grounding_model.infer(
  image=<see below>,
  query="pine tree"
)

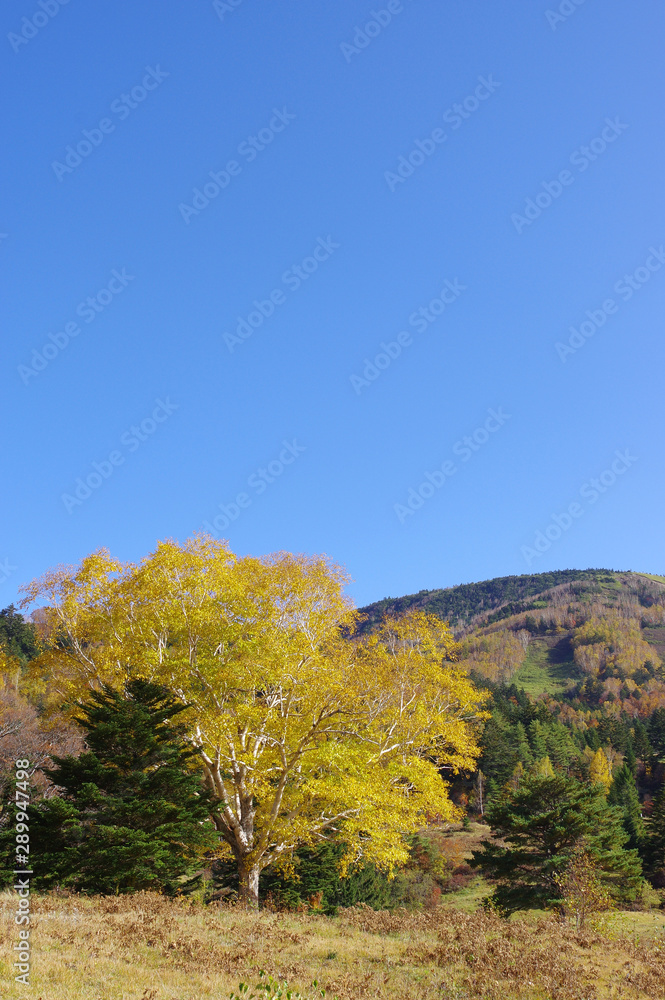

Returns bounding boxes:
[471,772,644,914]
[645,783,665,886]
[513,722,533,769]
[545,723,578,771]
[528,720,549,760]
[632,719,652,764]
[649,709,665,759]
[608,763,645,851]
[23,680,218,894]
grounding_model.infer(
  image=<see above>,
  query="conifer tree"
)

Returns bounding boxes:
[649,709,665,758]
[528,720,548,760]
[632,719,652,764]
[23,680,217,894]
[645,784,665,886]
[608,763,644,852]
[513,722,533,769]
[471,772,644,914]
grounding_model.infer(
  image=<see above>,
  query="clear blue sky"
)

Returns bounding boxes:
[2,0,664,611]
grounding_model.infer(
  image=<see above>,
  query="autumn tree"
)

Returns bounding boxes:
[588,747,613,790]
[554,848,612,930]
[21,537,487,906]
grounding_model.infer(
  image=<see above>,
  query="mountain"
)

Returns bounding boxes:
[358,569,619,632]
[359,569,665,712]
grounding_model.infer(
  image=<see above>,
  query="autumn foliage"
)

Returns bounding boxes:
[20,536,487,904]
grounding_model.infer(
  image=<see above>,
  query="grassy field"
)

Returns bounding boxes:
[2,890,665,1000]
[513,637,580,697]
[638,573,665,586]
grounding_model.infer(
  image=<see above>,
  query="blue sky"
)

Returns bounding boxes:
[1,0,664,611]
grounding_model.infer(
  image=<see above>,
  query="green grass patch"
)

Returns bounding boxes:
[513,638,580,697]
[639,572,665,585]
[441,876,492,913]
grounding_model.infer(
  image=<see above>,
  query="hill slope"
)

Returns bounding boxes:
[360,569,665,710]
[358,568,618,632]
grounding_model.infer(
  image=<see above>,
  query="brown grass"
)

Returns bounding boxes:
[1,890,664,1000]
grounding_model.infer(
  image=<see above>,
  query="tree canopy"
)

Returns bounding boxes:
[471,771,645,914]
[1,679,217,894]
[21,536,487,904]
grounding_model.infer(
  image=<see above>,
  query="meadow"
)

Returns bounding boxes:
[2,889,665,1000]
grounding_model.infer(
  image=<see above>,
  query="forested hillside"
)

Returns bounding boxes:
[358,568,619,632]
[359,569,665,900]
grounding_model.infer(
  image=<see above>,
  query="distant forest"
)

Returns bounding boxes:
[358,568,617,631]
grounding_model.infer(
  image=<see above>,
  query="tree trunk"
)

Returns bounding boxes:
[238,863,260,908]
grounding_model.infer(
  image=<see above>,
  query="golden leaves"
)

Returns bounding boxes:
[20,537,487,874]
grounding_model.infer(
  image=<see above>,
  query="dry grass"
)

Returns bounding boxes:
[1,891,665,1000]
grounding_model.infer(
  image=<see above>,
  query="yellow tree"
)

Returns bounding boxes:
[21,536,487,905]
[589,748,612,791]
[554,847,613,930]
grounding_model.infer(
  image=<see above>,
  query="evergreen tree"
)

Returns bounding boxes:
[545,723,578,771]
[0,605,40,665]
[633,718,652,764]
[645,784,665,886]
[624,735,637,775]
[528,720,548,760]
[608,763,645,851]
[10,680,217,894]
[479,715,518,793]
[513,722,533,769]
[471,772,644,914]
[649,709,665,759]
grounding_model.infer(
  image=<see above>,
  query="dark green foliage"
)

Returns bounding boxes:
[633,719,653,764]
[471,772,644,914]
[645,784,665,886]
[211,834,447,914]
[0,605,40,665]
[649,709,665,759]
[608,763,645,851]
[4,679,217,894]
[357,569,615,633]
[260,842,399,914]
